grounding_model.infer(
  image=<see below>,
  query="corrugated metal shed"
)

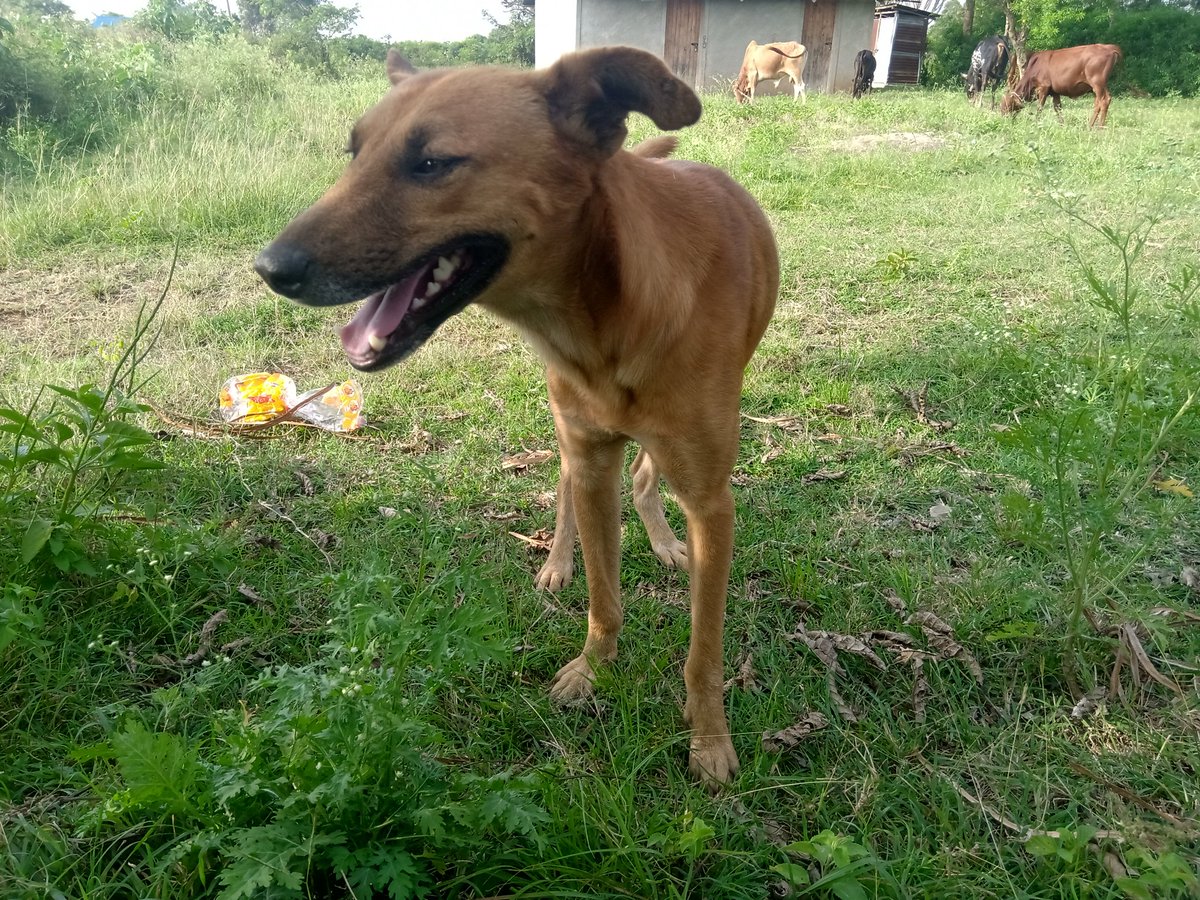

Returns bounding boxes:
[872,2,940,86]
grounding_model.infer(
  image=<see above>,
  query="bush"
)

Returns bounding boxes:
[923,0,1200,96]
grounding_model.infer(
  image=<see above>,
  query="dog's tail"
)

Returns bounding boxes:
[631,135,678,159]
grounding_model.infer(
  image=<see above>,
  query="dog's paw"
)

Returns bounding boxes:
[651,538,688,571]
[688,734,739,792]
[535,558,574,592]
[548,655,597,704]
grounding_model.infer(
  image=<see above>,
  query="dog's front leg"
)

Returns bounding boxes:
[548,424,626,703]
[535,425,578,592]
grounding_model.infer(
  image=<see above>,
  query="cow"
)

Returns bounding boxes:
[852,49,876,99]
[1000,43,1122,128]
[733,40,807,104]
[963,35,1010,109]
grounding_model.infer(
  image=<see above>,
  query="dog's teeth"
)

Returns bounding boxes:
[424,282,441,298]
[367,333,387,351]
[411,295,427,310]
[433,256,455,283]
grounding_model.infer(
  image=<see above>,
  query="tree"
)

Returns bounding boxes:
[235,0,357,70]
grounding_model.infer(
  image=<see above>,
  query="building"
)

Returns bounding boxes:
[871,1,944,87]
[536,0,879,96]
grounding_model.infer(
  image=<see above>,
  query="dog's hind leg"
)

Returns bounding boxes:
[647,430,740,789]
[630,448,687,570]
[548,421,626,704]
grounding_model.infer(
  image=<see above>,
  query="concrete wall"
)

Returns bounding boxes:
[701,0,804,95]
[826,0,875,93]
[579,0,667,58]
[535,0,579,70]
[536,0,875,95]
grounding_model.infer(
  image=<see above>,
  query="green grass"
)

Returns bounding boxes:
[1,62,1199,899]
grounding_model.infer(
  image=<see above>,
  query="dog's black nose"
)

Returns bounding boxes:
[254,241,311,298]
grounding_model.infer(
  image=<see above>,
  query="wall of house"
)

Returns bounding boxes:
[536,0,877,95]
[534,0,579,69]
[700,0,804,95]
[578,0,667,57]
[826,0,876,93]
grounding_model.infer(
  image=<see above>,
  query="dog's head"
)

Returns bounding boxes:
[254,47,700,371]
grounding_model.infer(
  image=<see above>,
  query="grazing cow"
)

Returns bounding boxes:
[733,40,807,104]
[1000,43,1122,128]
[852,49,876,99]
[963,35,1010,109]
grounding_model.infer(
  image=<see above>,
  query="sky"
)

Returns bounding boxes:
[66,0,512,42]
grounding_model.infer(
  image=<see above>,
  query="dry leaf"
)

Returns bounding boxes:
[1070,686,1107,721]
[790,628,843,673]
[398,424,439,453]
[236,583,269,607]
[509,528,554,552]
[884,591,909,616]
[823,403,853,417]
[1118,623,1183,696]
[1181,566,1200,591]
[293,470,315,496]
[724,651,760,692]
[501,449,555,472]
[911,655,929,723]
[436,409,468,422]
[802,469,847,485]
[811,630,886,670]
[865,629,917,650]
[907,610,984,685]
[816,432,844,444]
[378,506,398,518]
[929,500,952,524]
[183,609,228,665]
[896,383,955,432]
[827,670,859,722]
[744,413,807,433]
[1152,477,1194,498]
[483,508,522,521]
[762,711,828,752]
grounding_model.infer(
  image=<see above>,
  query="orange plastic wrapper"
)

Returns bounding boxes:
[218,373,364,432]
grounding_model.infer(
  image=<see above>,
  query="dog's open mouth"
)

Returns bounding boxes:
[340,236,508,371]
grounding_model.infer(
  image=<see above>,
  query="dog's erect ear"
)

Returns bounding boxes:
[543,47,702,158]
[386,49,417,85]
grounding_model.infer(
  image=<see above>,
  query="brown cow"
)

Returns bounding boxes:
[1000,43,1122,127]
[733,41,807,104]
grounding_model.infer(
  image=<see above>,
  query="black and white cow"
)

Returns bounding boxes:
[852,49,876,99]
[963,35,1010,109]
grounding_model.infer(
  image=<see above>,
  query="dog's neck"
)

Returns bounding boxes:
[489,152,705,400]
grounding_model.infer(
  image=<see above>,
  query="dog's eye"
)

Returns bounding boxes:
[410,156,462,179]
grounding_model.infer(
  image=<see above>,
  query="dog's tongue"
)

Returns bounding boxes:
[340,263,431,357]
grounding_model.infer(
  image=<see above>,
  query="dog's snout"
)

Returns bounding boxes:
[254,241,312,298]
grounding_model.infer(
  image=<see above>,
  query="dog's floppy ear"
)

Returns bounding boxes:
[387,49,417,85]
[543,47,701,158]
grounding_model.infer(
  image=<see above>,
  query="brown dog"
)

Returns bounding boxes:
[254,46,779,786]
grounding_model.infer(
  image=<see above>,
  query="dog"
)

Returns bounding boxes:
[254,46,779,787]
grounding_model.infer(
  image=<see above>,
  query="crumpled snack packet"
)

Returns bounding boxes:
[218,372,364,433]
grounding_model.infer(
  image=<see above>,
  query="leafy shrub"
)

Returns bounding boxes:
[923,1,1200,96]
[83,569,546,898]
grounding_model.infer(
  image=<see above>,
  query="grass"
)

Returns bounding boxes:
[1,59,1199,899]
